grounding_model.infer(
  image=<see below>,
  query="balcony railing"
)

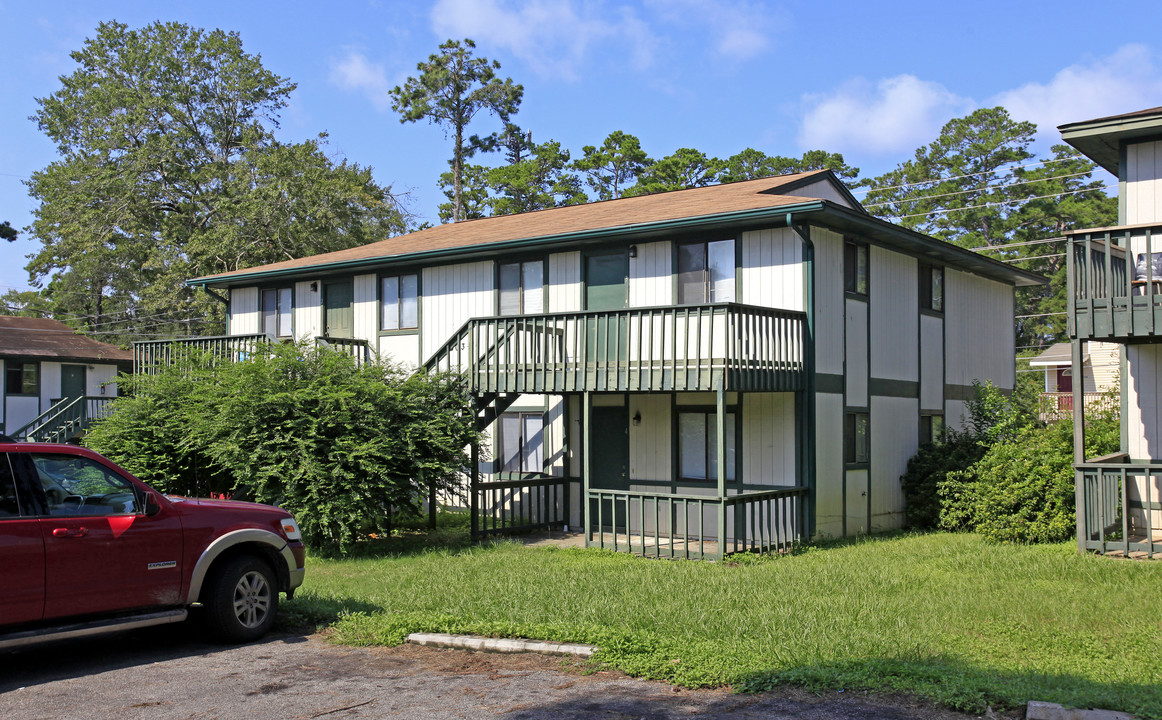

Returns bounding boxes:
[1038,391,1116,422]
[472,475,569,538]
[426,303,806,394]
[134,335,371,374]
[1068,223,1162,340]
[586,486,807,560]
[1077,462,1162,557]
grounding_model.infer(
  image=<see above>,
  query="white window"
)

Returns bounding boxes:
[677,239,734,305]
[677,411,736,482]
[381,274,418,331]
[261,288,293,337]
[498,411,544,474]
[499,260,544,315]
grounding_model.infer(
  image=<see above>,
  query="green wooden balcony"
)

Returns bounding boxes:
[1077,461,1162,558]
[426,303,806,395]
[133,334,371,375]
[1068,222,1162,341]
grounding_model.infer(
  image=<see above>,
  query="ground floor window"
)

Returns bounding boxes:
[678,411,736,482]
[497,411,544,474]
[919,414,944,446]
[5,362,38,396]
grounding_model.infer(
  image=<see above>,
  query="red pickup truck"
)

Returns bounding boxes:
[0,439,305,648]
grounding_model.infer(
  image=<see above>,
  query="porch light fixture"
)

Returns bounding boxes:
[632,410,641,426]
[628,245,638,258]
[310,281,318,292]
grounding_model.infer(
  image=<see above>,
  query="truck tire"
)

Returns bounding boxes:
[204,555,278,643]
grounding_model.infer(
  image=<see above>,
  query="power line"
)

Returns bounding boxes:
[850,154,1086,196]
[971,237,1066,251]
[883,184,1117,221]
[861,170,1098,210]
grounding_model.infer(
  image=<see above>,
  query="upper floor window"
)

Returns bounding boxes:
[5,362,38,396]
[499,260,544,315]
[677,239,735,305]
[381,274,418,331]
[845,240,869,296]
[919,262,944,313]
[261,288,293,337]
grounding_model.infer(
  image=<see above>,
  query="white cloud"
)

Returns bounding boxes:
[798,75,974,155]
[329,51,393,112]
[430,0,655,79]
[646,0,778,62]
[990,44,1162,138]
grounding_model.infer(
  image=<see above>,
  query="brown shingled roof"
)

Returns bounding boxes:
[0,316,133,363]
[192,171,835,284]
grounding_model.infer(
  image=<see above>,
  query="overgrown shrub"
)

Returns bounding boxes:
[86,341,479,552]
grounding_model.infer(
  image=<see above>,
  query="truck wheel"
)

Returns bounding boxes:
[204,555,278,643]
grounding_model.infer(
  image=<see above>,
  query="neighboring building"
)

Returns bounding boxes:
[1029,341,1118,421]
[0,316,132,441]
[162,170,1040,557]
[1061,106,1162,557]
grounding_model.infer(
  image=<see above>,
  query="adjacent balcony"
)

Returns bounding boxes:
[1077,459,1162,557]
[133,334,372,375]
[1068,222,1162,341]
[425,303,807,395]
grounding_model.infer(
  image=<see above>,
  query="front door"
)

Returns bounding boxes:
[324,280,354,339]
[589,404,629,530]
[61,364,86,401]
[585,251,629,374]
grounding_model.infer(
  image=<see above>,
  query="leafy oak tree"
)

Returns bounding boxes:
[391,39,523,223]
[26,21,404,344]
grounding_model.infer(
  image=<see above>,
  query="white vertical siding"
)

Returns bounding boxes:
[945,399,969,431]
[548,251,581,312]
[86,364,119,397]
[40,362,61,411]
[628,241,672,307]
[1088,342,1120,392]
[294,280,322,339]
[1126,140,1162,225]
[845,299,869,406]
[379,334,420,369]
[742,393,796,486]
[869,247,918,382]
[1126,344,1162,460]
[813,228,845,376]
[229,287,260,335]
[944,270,1014,390]
[4,397,38,435]
[629,394,671,482]
[789,178,855,208]
[353,273,378,344]
[421,261,493,359]
[740,228,803,311]
[845,469,869,535]
[920,314,944,411]
[546,397,567,477]
[870,396,916,531]
[815,392,844,538]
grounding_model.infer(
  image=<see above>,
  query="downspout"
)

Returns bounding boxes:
[787,214,816,540]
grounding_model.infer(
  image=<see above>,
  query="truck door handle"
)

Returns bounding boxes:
[52,527,89,538]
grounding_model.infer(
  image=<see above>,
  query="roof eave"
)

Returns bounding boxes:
[1059,111,1162,175]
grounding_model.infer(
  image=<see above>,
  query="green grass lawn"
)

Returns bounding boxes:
[284,532,1162,718]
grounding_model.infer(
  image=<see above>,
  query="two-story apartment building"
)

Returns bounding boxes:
[167,170,1040,558]
[1062,106,1162,557]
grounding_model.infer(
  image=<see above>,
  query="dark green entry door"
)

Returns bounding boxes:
[324,280,354,339]
[589,404,629,529]
[585,251,629,374]
[60,364,86,401]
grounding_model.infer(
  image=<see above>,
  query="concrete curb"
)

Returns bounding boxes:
[406,632,596,658]
[1026,700,1136,720]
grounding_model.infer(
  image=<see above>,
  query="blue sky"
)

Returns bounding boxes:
[2,0,1160,294]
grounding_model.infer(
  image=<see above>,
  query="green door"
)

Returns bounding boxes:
[589,405,629,530]
[324,280,354,339]
[585,251,629,379]
[60,365,86,401]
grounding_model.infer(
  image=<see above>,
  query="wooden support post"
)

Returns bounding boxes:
[716,381,727,560]
[583,392,592,548]
[1072,339,1086,553]
[470,441,480,540]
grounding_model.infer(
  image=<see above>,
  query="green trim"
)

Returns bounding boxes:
[944,384,979,402]
[816,373,844,394]
[868,378,919,399]
[1118,142,1128,225]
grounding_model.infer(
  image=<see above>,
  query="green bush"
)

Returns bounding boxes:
[900,433,985,529]
[86,341,479,553]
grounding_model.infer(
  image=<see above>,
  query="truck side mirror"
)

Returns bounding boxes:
[144,492,162,517]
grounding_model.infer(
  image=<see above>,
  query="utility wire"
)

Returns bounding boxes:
[861,170,1098,209]
[884,184,1118,221]
[850,154,1087,196]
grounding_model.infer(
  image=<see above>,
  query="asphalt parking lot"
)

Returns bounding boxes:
[0,622,1008,720]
